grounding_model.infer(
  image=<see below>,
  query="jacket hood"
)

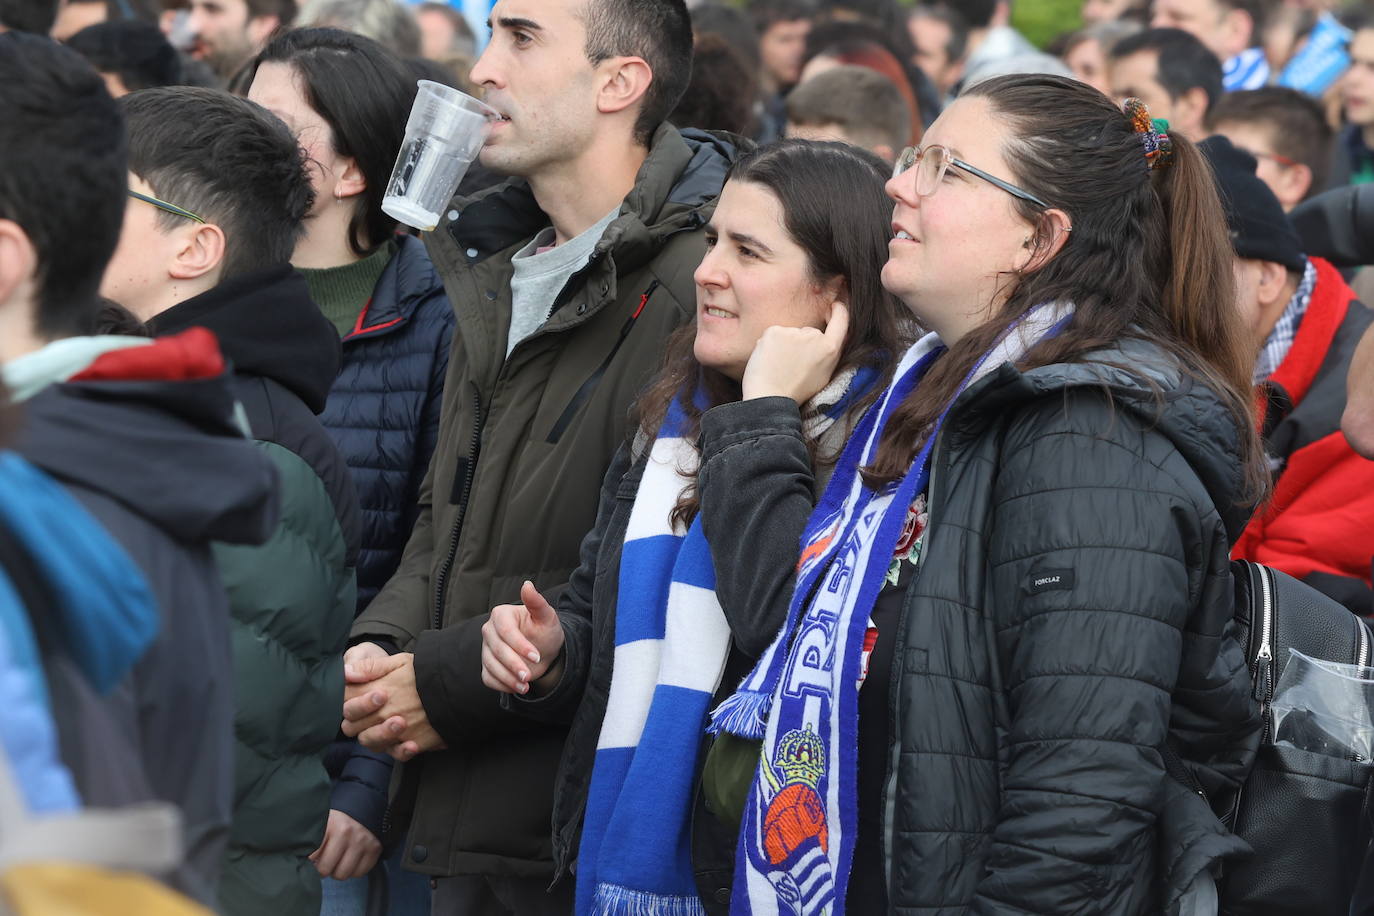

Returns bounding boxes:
[956,337,1254,541]
[447,124,743,269]
[17,331,279,547]
[148,265,341,414]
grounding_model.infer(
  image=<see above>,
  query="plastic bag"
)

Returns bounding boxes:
[1271,649,1374,761]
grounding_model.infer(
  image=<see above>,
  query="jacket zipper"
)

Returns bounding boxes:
[433,387,486,630]
[427,264,627,628]
[1251,563,1276,745]
[1227,562,1277,834]
[1357,616,1371,670]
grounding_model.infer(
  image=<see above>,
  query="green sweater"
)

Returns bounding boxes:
[299,240,398,336]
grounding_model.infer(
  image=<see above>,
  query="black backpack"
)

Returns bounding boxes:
[1216,559,1374,916]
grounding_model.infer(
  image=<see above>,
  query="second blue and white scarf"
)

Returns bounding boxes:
[579,371,874,916]
[719,304,1072,916]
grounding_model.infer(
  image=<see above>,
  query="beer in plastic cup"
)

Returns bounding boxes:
[383,80,499,232]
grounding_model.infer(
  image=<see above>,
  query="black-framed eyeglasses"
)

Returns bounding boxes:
[127,189,205,224]
[892,145,1050,210]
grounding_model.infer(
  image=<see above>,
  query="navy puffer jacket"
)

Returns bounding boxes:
[318,234,453,838]
[322,234,454,613]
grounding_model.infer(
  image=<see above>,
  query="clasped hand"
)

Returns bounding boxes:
[340,646,444,762]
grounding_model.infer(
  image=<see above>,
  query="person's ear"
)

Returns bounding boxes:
[1174,88,1209,140]
[168,222,227,283]
[1276,163,1313,211]
[333,157,367,202]
[0,219,37,312]
[1256,259,1290,308]
[596,56,653,118]
[1021,208,1073,272]
[1223,8,1254,54]
[246,14,280,48]
[819,273,848,304]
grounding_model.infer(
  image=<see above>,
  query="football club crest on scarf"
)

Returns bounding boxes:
[719,303,1074,916]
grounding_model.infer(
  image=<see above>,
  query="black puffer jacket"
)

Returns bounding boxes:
[880,340,1260,915]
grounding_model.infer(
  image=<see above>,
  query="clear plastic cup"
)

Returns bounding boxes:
[382,80,499,232]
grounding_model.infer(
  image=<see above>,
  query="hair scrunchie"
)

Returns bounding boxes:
[1124,97,1174,172]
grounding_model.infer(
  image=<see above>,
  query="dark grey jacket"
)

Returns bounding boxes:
[880,342,1259,915]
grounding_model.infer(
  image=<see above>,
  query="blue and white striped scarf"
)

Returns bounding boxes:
[579,373,874,916]
[1224,47,1270,91]
[715,304,1072,915]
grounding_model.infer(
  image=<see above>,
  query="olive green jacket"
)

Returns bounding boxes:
[351,124,739,878]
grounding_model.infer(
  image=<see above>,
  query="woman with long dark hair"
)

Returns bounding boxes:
[243,28,451,915]
[478,140,907,914]
[719,74,1266,915]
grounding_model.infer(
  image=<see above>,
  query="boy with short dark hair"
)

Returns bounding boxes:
[103,86,362,916]
[1208,86,1333,210]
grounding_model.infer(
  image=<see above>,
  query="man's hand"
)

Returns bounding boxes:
[481,581,566,695]
[344,641,389,667]
[341,653,445,761]
[309,809,381,881]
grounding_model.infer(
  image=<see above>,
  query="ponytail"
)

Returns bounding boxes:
[1152,136,1267,494]
[1155,137,1258,417]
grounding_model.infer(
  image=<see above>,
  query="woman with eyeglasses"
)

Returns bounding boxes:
[716,73,1268,915]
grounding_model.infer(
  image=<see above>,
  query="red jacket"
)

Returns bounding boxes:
[1234,257,1374,615]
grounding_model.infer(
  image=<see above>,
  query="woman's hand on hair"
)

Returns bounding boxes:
[742,302,850,404]
[481,580,566,696]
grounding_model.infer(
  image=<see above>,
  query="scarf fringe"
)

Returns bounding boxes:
[591,884,708,916]
[706,688,770,739]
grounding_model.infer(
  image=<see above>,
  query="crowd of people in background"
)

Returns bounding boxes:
[2,0,1374,915]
